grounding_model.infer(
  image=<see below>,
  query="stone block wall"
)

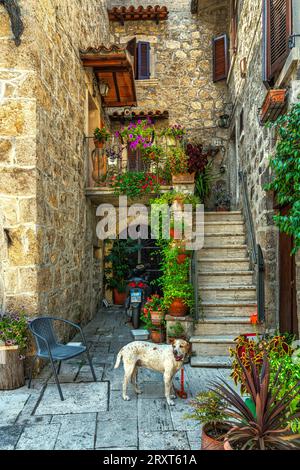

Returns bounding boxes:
[227,0,300,333]
[0,1,110,335]
[108,0,231,199]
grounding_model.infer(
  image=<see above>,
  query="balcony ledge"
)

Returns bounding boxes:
[85,186,172,205]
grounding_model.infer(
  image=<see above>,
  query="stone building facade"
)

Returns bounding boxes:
[0,0,110,333]
[226,0,300,333]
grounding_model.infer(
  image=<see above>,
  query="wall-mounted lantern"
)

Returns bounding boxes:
[218,114,230,129]
[99,81,110,97]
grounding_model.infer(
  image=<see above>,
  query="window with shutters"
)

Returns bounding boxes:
[263,0,292,83]
[127,145,150,172]
[212,34,229,82]
[136,41,151,80]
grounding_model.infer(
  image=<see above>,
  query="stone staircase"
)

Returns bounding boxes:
[190,211,259,368]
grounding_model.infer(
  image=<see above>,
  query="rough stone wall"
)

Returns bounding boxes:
[109,0,230,196]
[0,1,110,333]
[227,0,300,332]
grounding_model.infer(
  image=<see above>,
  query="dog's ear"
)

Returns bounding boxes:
[169,337,176,345]
[183,340,192,355]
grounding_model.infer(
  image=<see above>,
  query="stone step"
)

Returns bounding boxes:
[194,316,258,335]
[198,271,254,286]
[204,233,246,247]
[200,286,256,302]
[190,335,236,356]
[199,245,249,259]
[203,222,245,235]
[204,211,243,222]
[199,301,257,318]
[190,355,233,368]
[198,258,251,272]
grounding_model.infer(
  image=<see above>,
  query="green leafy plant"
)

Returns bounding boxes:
[167,147,189,175]
[160,124,186,141]
[157,244,194,311]
[111,171,160,198]
[104,239,139,293]
[212,355,300,450]
[117,119,154,150]
[150,191,200,208]
[185,390,228,431]
[142,144,164,163]
[168,321,185,338]
[264,102,300,253]
[0,311,28,354]
[195,161,216,203]
[143,294,164,316]
[93,127,110,143]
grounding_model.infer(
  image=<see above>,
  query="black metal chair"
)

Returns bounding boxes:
[28,317,96,400]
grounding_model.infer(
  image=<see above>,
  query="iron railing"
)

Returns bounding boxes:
[190,250,199,319]
[239,170,265,322]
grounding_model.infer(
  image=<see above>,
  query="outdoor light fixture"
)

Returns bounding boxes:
[218,114,230,129]
[99,81,110,97]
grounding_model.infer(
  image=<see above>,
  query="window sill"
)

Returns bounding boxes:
[275,47,300,88]
[135,78,158,86]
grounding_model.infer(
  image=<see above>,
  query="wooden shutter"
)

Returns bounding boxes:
[136,41,150,80]
[230,0,238,54]
[263,0,292,82]
[213,34,229,82]
[126,37,137,77]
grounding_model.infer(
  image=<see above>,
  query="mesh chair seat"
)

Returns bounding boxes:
[38,343,87,360]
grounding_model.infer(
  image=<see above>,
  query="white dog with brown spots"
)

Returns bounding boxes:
[114,339,190,406]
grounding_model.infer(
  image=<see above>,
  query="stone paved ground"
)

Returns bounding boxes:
[0,308,233,450]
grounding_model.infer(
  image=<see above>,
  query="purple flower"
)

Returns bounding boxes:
[129,134,133,139]
[137,119,142,124]
[115,131,120,137]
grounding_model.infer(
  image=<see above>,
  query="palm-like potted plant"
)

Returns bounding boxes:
[212,355,300,450]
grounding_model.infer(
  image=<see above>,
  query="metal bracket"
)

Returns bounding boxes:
[0,0,24,46]
[288,34,300,49]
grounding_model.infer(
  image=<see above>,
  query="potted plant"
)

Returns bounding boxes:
[143,295,165,326]
[213,354,300,450]
[0,311,28,390]
[118,119,154,150]
[260,89,286,124]
[160,124,186,146]
[141,309,166,344]
[111,171,160,199]
[168,147,195,184]
[93,126,110,148]
[168,321,186,340]
[185,390,230,450]
[213,182,231,211]
[104,239,139,305]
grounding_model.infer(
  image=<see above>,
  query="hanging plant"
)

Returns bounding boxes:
[264,102,300,253]
[117,119,154,150]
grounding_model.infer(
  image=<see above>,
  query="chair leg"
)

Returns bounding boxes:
[28,355,37,389]
[86,349,97,382]
[57,361,62,375]
[49,356,64,401]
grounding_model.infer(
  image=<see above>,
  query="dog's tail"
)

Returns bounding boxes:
[114,349,123,369]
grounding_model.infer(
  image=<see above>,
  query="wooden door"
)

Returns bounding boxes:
[279,206,298,335]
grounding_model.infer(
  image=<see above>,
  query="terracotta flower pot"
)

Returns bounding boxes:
[260,89,286,124]
[94,139,104,149]
[150,329,165,344]
[177,253,189,264]
[168,298,189,317]
[172,172,195,184]
[113,288,127,305]
[150,310,164,326]
[201,423,230,451]
[170,227,175,238]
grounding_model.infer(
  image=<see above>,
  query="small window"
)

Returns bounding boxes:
[136,41,151,80]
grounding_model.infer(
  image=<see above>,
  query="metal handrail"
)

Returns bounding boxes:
[190,250,199,319]
[239,170,265,322]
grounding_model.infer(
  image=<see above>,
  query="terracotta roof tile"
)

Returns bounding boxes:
[108,5,169,23]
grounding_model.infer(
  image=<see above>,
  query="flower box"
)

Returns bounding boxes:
[260,89,286,125]
[172,172,195,184]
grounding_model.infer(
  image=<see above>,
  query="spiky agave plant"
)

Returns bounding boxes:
[210,354,300,450]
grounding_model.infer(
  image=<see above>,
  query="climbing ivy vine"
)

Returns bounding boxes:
[265,102,300,254]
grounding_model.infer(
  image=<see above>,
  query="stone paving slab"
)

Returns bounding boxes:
[16,424,61,450]
[95,418,138,449]
[76,365,104,382]
[52,413,97,450]
[34,382,108,416]
[0,425,24,450]
[138,399,173,431]
[0,390,31,425]
[139,431,190,450]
